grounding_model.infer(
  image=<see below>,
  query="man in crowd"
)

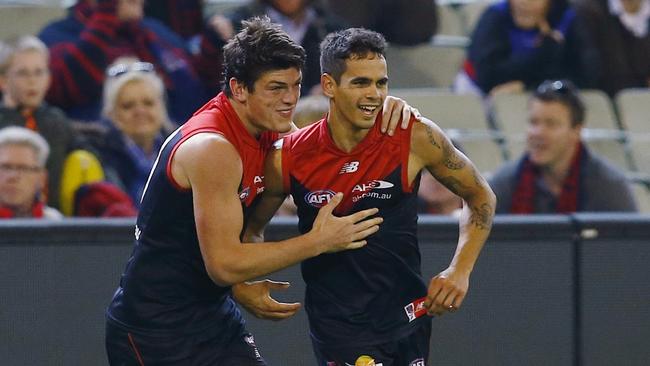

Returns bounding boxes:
[0,126,62,219]
[490,79,637,213]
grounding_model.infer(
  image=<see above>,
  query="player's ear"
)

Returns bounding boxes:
[229,78,247,103]
[321,73,335,98]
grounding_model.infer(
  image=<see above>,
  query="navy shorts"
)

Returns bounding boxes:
[312,321,431,366]
[105,320,266,366]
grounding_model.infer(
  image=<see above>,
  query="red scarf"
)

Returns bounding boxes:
[0,201,44,219]
[511,142,585,213]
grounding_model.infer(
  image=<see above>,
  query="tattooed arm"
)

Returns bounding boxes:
[409,117,496,316]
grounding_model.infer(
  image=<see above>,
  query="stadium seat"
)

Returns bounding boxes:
[0,5,65,40]
[392,89,505,172]
[629,176,650,213]
[614,88,650,133]
[385,43,465,89]
[614,88,650,172]
[581,89,621,130]
[490,92,529,159]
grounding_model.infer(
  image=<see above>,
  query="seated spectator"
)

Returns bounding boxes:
[0,35,86,211]
[327,0,438,46]
[456,0,599,96]
[489,80,637,213]
[0,126,62,219]
[144,0,203,43]
[575,0,650,96]
[209,0,345,95]
[38,0,224,123]
[90,59,174,206]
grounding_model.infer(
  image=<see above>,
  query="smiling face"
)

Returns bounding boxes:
[323,53,388,131]
[110,79,165,149]
[234,67,302,135]
[0,49,50,109]
[526,99,582,169]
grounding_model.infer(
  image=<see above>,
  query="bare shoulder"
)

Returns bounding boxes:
[172,132,242,189]
[410,117,449,161]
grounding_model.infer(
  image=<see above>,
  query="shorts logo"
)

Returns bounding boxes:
[409,358,425,366]
[239,187,250,201]
[305,190,335,207]
[339,161,360,174]
[347,355,383,366]
[404,297,427,322]
[243,334,263,360]
[253,175,264,184]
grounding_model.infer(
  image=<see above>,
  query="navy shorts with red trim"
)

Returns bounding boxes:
[312,320,431,366]
[105,319,266,366]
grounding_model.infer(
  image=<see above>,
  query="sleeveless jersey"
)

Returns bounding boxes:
[281,116,429,347]
[107,93,278,339]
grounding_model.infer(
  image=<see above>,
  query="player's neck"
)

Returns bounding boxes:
[326,113,370,153]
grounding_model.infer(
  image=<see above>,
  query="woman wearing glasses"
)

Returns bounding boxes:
[90,59,174,206]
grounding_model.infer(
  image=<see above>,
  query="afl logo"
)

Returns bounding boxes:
[239,187,250,201]
[305,190,335,207]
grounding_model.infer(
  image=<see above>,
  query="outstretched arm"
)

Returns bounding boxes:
[409,118,496,316]
[172,133,382,286]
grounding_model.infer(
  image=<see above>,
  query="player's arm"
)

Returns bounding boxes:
[172,133,382,286]
[410,118,496,316]
[244,146,288,243]
[232,146,301,320]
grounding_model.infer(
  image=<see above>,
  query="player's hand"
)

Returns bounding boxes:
[232,280,301,320]
[423,267,469,316]
[380,96,421,136]
[311,193,382,253]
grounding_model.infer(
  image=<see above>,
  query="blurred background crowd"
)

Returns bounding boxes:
[0,0,648,219]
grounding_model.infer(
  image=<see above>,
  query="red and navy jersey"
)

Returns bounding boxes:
[107,93,277,338]
[281,115,429,347]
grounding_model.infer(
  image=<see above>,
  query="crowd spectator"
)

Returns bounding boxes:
[575,0,650,96]
[0,126,62,219]
[327,0,438,46]
[0,35,86,210]
[38,0,224,124]
[90,58,174,206]
[489,80,637,213]
[144,0,204,43]
[208,0,345,95]
[456,0,599,96]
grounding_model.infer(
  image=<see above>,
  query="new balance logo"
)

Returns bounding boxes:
[339,161,359,174]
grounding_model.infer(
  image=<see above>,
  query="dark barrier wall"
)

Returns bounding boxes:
[1,215,649,366]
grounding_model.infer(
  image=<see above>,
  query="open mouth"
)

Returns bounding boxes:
[359,105,379,116]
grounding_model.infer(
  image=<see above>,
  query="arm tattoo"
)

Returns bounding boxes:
[437,176,468,196]
[425,125,441,150]
[424,125,466,170]
[441,138,466,170]
[472,169,483,186]
[470,203,493,230]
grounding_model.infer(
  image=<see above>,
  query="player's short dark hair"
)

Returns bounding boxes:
[532,79,586,126]
[222,16,306,96]
[319,28,387,84]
